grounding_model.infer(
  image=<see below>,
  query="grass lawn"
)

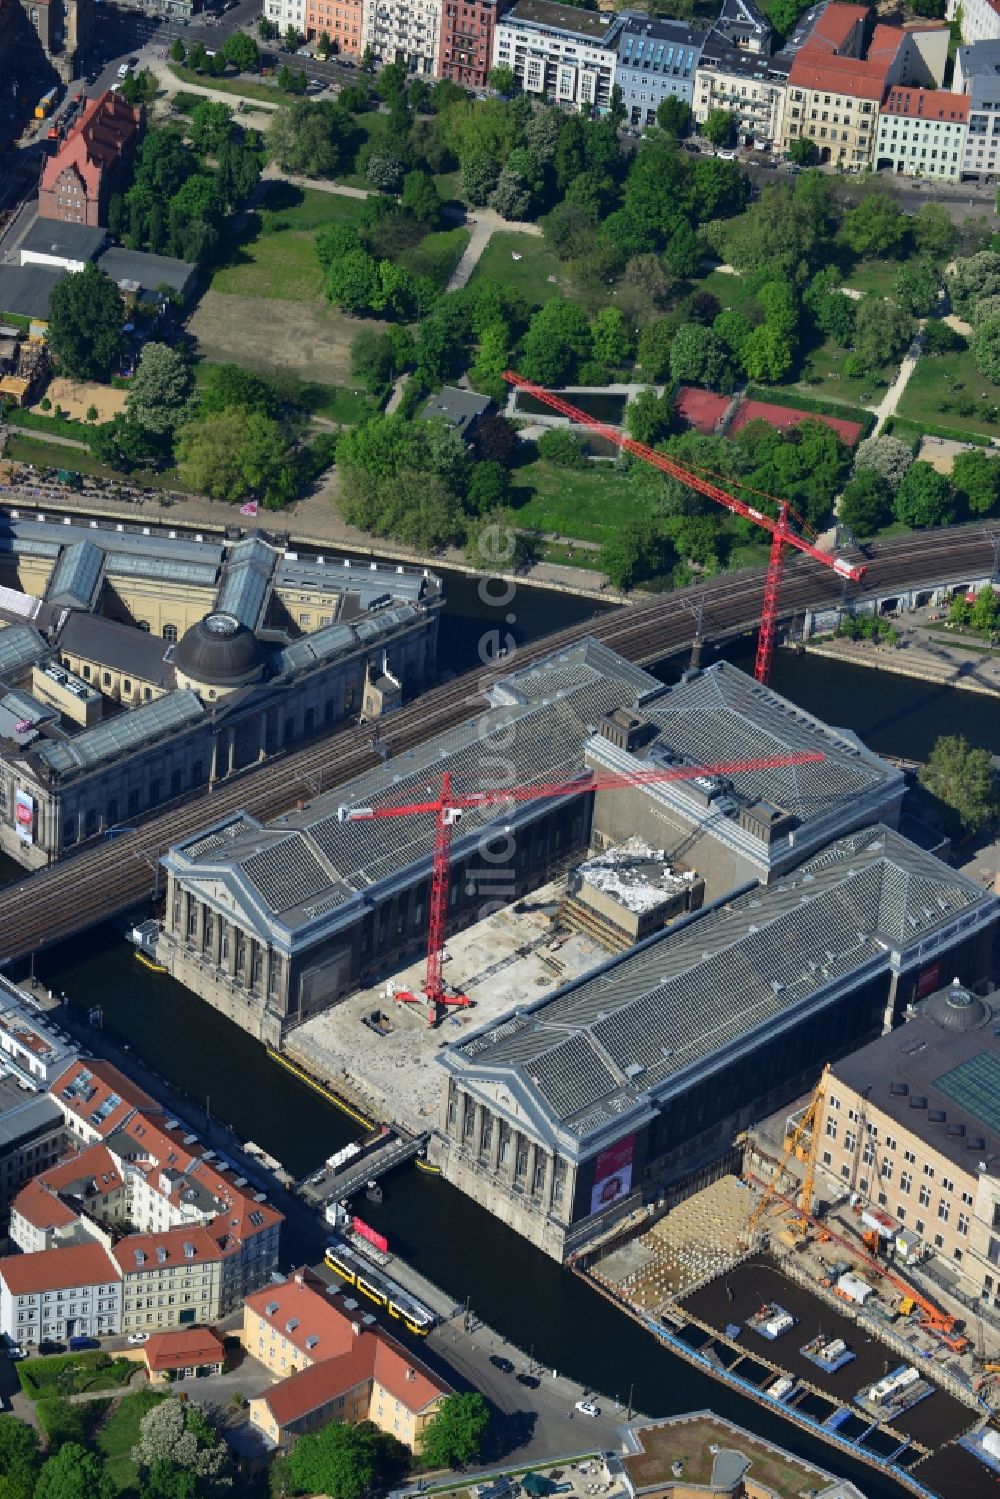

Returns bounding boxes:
[98,1390,167,1495]
[896,343,1000,439]
[535,539,604,570]
[19,1352,137,1399]
[6,436,181,490]
[840,256,907,299]
[398,226,469,288]
[468,232,566,307]
[433,169,465,206]
[695,267,759,317]
[308,384,372,422]
[169,63,287,107]
[212,187,366,301]
[789,331,891,408]
[337,111,389,189]
[510,458,632,543]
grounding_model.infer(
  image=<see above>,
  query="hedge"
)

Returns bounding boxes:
[743,384,877,437]
[9,407,92,444]
[884,415,994,448]
[0,311,31,334]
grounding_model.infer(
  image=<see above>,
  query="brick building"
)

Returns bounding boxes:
[437,0,506,89]
[38,92,142,228]
[304,0,364,54]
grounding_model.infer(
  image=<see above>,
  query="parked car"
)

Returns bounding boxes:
[38,1340,66,1355]
[6,1345,25,1360]
[715,149,736,160]
[516,1372,540,1388]
[116,62,130,78]
[69,1336,100,1351]
[127,1332,148,1345]
[489,1354,514,1373]
[575,1400,600,1417]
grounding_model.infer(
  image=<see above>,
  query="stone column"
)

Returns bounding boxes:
[194,902,206,954]
[488,1111,502,1175]
[259,712,268,760]
[541,1152,554,1213]
[209,734,220,785]
[227,730,236,776]
[210,913,223,968]
[506,1130,520,1186]
[528,1143,540,1199]
[260,946,271,999]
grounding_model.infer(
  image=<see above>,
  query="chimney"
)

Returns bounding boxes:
[406,1367,415,1380]
[294,1271,304,1285]
[352,1321,362,1336]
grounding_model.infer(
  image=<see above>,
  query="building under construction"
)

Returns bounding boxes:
[161,642,906,1046]
[437,828,998,1262]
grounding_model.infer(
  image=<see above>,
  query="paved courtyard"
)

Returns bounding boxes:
[286,880,610,1133]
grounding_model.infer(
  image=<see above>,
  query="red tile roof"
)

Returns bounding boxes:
[39,1143,123,1196]
[787,51,888,99]
[807,3,867,52]
[867,23,906,63]
[244,1268,357,1362]
[0,1242,119,1295]
[881,87,969,121]
[39,92,140,203]
[50,1058,159,1137]
[260,1355,369,1427]
[144,1327,226,1373]
[111,1224,220,1275]
[10,1180,78,1233]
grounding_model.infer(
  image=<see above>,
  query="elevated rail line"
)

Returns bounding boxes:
[0,523,993,963]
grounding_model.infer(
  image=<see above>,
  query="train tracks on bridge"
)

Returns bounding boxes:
[0,523,993,963]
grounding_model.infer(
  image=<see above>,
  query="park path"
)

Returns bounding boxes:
[869,323,926,435]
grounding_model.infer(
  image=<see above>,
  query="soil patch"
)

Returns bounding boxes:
[37,378,126,423]
[187,290,385,385]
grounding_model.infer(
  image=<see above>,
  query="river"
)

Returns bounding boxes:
[2,580,995,1498]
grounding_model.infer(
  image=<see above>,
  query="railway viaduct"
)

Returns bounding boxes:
[0,522,995,964]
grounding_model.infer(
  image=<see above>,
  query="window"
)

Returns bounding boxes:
[844,1130,856,1154]
[919,1184,931,1207]
[825,1118,837,1140]
[923,1163,934,1178]
[904,1149,915,1164]
[938,1200,950,1223]
[900,1171,912,1195]
[942,1176,954,1193]
[958,1213,970,1237]
[962,1190,974,1206]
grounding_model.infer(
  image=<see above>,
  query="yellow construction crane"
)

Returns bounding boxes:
[745,1065,829,1242]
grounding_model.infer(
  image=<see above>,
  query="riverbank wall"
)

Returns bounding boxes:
[791,638,1000,698]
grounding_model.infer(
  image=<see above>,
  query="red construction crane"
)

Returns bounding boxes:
[502,371,867,684]
[338,750,824,1025]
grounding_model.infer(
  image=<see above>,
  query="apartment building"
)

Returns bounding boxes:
[818,980,1000,1318]
[114,1227,225,1334]
[39,92,142,228]
[243,1268,449,1452]
[262,0,307,37]
[875,87,969,179]
[0,1083,67,1219]
[0,977,78,1089]
[305,0,364,53]
[0,1242,121,1345]
[10,1142,123,1253]
[361,0,443,73]
[492,0,623,113]
[956,39,1000,178]
[694,34,790,146]
[437,0,506,89]
[782,49,883,164]
[617,16,707,127]
[948,0,1000,47]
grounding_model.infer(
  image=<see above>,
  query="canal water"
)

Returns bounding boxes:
[4,584,997,1498]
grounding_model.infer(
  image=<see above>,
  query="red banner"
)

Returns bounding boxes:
[352,1217,388,1254]
[916,963,941,1000]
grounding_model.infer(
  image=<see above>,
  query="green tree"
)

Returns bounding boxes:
[465,507,535,570]
[841,193,907,257]
[919,734,998,834]
[462,149,500,206]
[971,584,1000,634]
[35,1445,114,1499]
[894,460,955,528]
[669,324,728,388]
[376,60,408,104]
[258,14,277,37]
[788,136,819,165]
[952,448,1000,516]
[199,363,277,416]
[169,37,186,63]
[350,327,412,394]
[852,296,915,371]
[489,64,516,94]
[590,306,633,369]
[626,386,673,446]
[741,324,794,383]
[519,299,593,386]
[488,167,532,221]
[284,23,303,49]
[176,408,295,507]
[0,1416,39,1499]
[401,169,440,226]
[465,460,510,515]
[419,1393,490,1469]
[838,470,893,538]
[187,40,209,72]
[537,428,586,467]
[223,31,259,71]
[702,108,735,148]
[469,322,509,403]
[972,315,1000,384]
[946,251,1000,318]
[125,343,193,436]
[268,99,349,177]
[601,518,673,591]
[656,95,691,136]
[637,318,673,381]
[722,182,820,284]
[366,150,405,193]
[893,257,941,317]
[912,202,957,261]
[47,264,123,381]
[189,100,234,156]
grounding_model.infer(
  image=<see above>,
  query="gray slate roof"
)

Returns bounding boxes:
[46,541,105,610]
[0,263,66,320]
[57,611,176,689]
[165,640,662,937]
[20,221,108,262]
[444,826,997,1144]
[32,689,204,774]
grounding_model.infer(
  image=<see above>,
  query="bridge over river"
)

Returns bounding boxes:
[0,523,993,963]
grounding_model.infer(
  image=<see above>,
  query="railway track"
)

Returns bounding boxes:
[0,523,993,963]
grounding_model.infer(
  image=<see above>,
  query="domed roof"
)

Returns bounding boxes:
[173,612,264,687]
[919,980,990,1034]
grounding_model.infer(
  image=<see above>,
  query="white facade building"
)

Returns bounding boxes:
[361,0,442,74]
[956,40,1000,177]
[263,0,307,37]
[492,0,623,113]
[0,1241,121,1346]
[875,86,969,179]
[0,977,77,1091]
[948,0,1000,46]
